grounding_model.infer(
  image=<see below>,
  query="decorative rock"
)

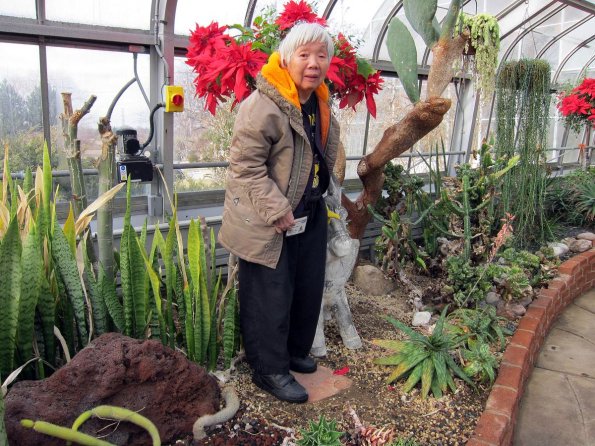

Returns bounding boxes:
[509,303,527,317]
[412,311,432,327]
[518,296,533,308]
[485,291,502,306]
[568,238,592,253]
[5,333,220,446]
[548,242,569,257]
[576,232,595,241]
[352,264,395,296]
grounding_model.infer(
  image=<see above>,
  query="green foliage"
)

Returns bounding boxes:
[444,255,491,306]
[386,17,420,104]
[373,307,474,398]
[496,59,553,248]
[546,168,595,228]
[404,0,439,47]
[461,340,499,383]
[297,415,343,446]
[447,307,511,351]
[458,13,500,101]
[575,180,595,224]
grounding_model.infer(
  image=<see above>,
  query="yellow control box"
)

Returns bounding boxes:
[165,85,184,112]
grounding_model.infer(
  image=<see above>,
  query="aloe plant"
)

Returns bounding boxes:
[373,307,474,398]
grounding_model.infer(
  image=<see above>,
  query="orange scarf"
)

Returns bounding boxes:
[261,52,329,109]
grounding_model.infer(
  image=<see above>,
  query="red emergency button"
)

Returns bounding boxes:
[172,94,183,106]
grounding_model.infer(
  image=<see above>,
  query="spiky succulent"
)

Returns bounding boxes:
[297,415,343,446]
[373,306,474,398]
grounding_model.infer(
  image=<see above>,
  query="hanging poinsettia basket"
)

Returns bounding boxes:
[185,0,383,116]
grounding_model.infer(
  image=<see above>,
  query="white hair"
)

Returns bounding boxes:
[278,22,334,67]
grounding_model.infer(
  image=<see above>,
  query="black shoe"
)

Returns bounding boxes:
[252,373,308,403]
[289,356,317,373]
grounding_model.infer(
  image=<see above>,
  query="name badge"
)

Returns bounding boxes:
[286,216,308,237]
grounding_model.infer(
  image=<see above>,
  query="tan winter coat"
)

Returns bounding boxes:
[218,52,340,268]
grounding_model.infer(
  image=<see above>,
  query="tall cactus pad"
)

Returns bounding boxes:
[404,0,440,47]
[386,17,420,104]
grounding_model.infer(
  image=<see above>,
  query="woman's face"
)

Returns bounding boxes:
[286,41,330,103]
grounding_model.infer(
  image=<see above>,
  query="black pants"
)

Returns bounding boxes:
[238,198,327,374]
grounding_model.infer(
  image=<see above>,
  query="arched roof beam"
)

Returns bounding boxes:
[536,14,594,58]
[552,33,595,83]
[371,1,404,63]
[245,0,258,27]
[323,0,340,19]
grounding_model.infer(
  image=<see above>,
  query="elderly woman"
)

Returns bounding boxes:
[218,22,340,403]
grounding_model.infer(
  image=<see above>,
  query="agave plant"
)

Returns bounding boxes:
[461,340,499,384]
[373,307,474,398]
[575,180,595,223]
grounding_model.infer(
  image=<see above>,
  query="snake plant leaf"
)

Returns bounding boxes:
[98,264,124,332]
[164,217,177,348]
[52,220,89,346]
[223,287,239,369]
[63,205,76,254]
[37,275,56,366]
[42,142,52,214]
[75,182,124,236]
[140,247,166,344]
[17,227,42,364]
[404,0,439,47]
[129,232,148,338]
[0,219,22,378]
[386,17,420,104]
[82,239,108,336]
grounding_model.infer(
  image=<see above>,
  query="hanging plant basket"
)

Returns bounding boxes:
[458,13,500,101]
[497,59,551,93]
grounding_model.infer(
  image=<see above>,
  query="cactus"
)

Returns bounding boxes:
[403,0,440,47]
[386,17,420,104]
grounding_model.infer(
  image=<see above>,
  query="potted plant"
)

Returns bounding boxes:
[556,77,595,169]
[458,13,500,102]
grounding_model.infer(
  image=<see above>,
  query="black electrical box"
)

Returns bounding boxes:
[115,127,154,183]
[117,156,154,183]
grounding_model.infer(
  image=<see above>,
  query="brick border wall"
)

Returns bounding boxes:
[466,243,595,446]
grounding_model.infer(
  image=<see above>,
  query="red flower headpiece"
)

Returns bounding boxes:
[185,0,382,116]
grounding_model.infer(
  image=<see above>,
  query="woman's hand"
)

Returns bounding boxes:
[273,211,295,233]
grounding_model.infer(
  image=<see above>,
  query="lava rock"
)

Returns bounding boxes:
[5,333,220,446]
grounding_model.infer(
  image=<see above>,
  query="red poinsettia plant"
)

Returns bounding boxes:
[185,0,383,116]
[556,77,595,132]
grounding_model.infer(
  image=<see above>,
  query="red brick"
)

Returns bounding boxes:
[539,288,558,300]
[548,278,568,292]
[502,344,529,370]
[559,259,581,276]
[511,329,534,350]
[496,363,524,392]
[472,411,511,444]
[516,316,540,334]
[486,385,519,418]
[525,306,546,322]
[531,294,554,310]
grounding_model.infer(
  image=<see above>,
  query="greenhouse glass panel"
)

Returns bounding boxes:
[331,0,398,61]
[45,0,151,29]
[175,0,247,35]
[173,57,229,192]
[46,47,151,199]
[0,1,36,19]
[0,42,45,172]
